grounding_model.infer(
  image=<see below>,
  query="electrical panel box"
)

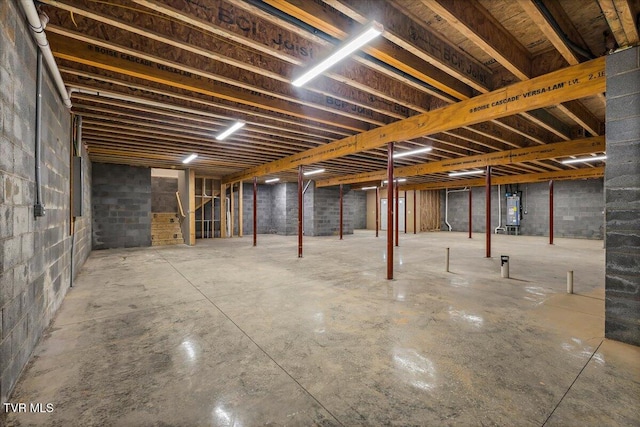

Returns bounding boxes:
[506,195,520,226]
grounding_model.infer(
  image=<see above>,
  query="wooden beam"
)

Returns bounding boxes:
[517,0,582,65]
[48,32,371,133]
[422,0,531,80]
[401,167,604,191]
[417,0,600,137]
[329,0,491,92]
[262,0,473,99]
[222,58,605,183]
[600,0,640,46]
[316,136,605,187]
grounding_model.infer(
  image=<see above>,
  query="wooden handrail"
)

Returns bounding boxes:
[176,191,186,218]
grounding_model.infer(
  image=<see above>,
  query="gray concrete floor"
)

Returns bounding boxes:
[3,231,639,426]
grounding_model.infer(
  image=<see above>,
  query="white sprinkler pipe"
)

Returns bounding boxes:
[19,0,71,109]
[495,184,506,234]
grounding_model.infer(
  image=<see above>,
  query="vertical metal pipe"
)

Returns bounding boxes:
[375,187,379,237]
[468,187,472,238]
[253,177,257,247]
[387,142,394,280]
[413,190,417,234]
[339,184,343,240]
[549,180,554,245]
[445,247,450,272]
[34,50,45,217]
[395,180,399,247]
[486,166,491,258]
[298,166,303,258]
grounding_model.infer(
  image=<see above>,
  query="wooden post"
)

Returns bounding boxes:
[387,142,394,280]
[230,182,235,238]
[253,177,257,247]
[486,166,491,258]
[200,177,205,239]
[239,180,243,237]
[413,190,417,234]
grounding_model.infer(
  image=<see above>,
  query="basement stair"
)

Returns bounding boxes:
[151,212,184,246]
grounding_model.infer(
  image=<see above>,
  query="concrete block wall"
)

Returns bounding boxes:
[240,182,366,236]
[605,46,640,346]
[151,177,178,213]
[442,180,604,239]
[304,183,366,236]
[1,0,92,403]
[92,163,151,249]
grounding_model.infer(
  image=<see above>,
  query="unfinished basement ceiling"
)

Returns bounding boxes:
[39,0,639,186]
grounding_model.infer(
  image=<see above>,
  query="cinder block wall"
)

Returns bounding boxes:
[441,180,604,239]
[92,164,151,249]
[1,0,93,403]
[151,177,178,213]
[242,183,274,234]
[605,46,640,346]
[240,182,366,236]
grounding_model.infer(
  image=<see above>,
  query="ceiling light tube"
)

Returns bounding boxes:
[382,178,407,183]
[561,155,607,164]
[393,147,433,158]
[448,170,484,177]
[303,168,325,176]
[360,186,377,190]
[215,121,245,141]
[292,22,383,87]
[265,178,280,183]
[182,153,198,164]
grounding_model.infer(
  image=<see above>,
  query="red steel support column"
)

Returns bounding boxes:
[468,187,472,239]
[395,180,399,247]
[253,176,257,247]
[387,142,394,280]
[298,166,303,258]
[339,184,343,240]
[549,180,554,245]
[486,166,491,258]
[375,187,379,237]
[413,190,417,234]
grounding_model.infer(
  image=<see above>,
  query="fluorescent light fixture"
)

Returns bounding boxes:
[561,155,607,164]
[265,178,280,183]
[393,147,432,158]
[383,178,407,183]
[215,121,245,141]
[361,186,377,190]
[448,170,484,177]
[182,153,198,164]
[292,22,383,87]
[303,168,325,176]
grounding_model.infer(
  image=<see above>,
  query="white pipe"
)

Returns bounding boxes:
[495,184,506,234]
[19,1,71,109]
[567,271,574,294]
[444,187,469,231]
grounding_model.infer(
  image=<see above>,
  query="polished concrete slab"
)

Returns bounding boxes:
[3,231,639,426]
